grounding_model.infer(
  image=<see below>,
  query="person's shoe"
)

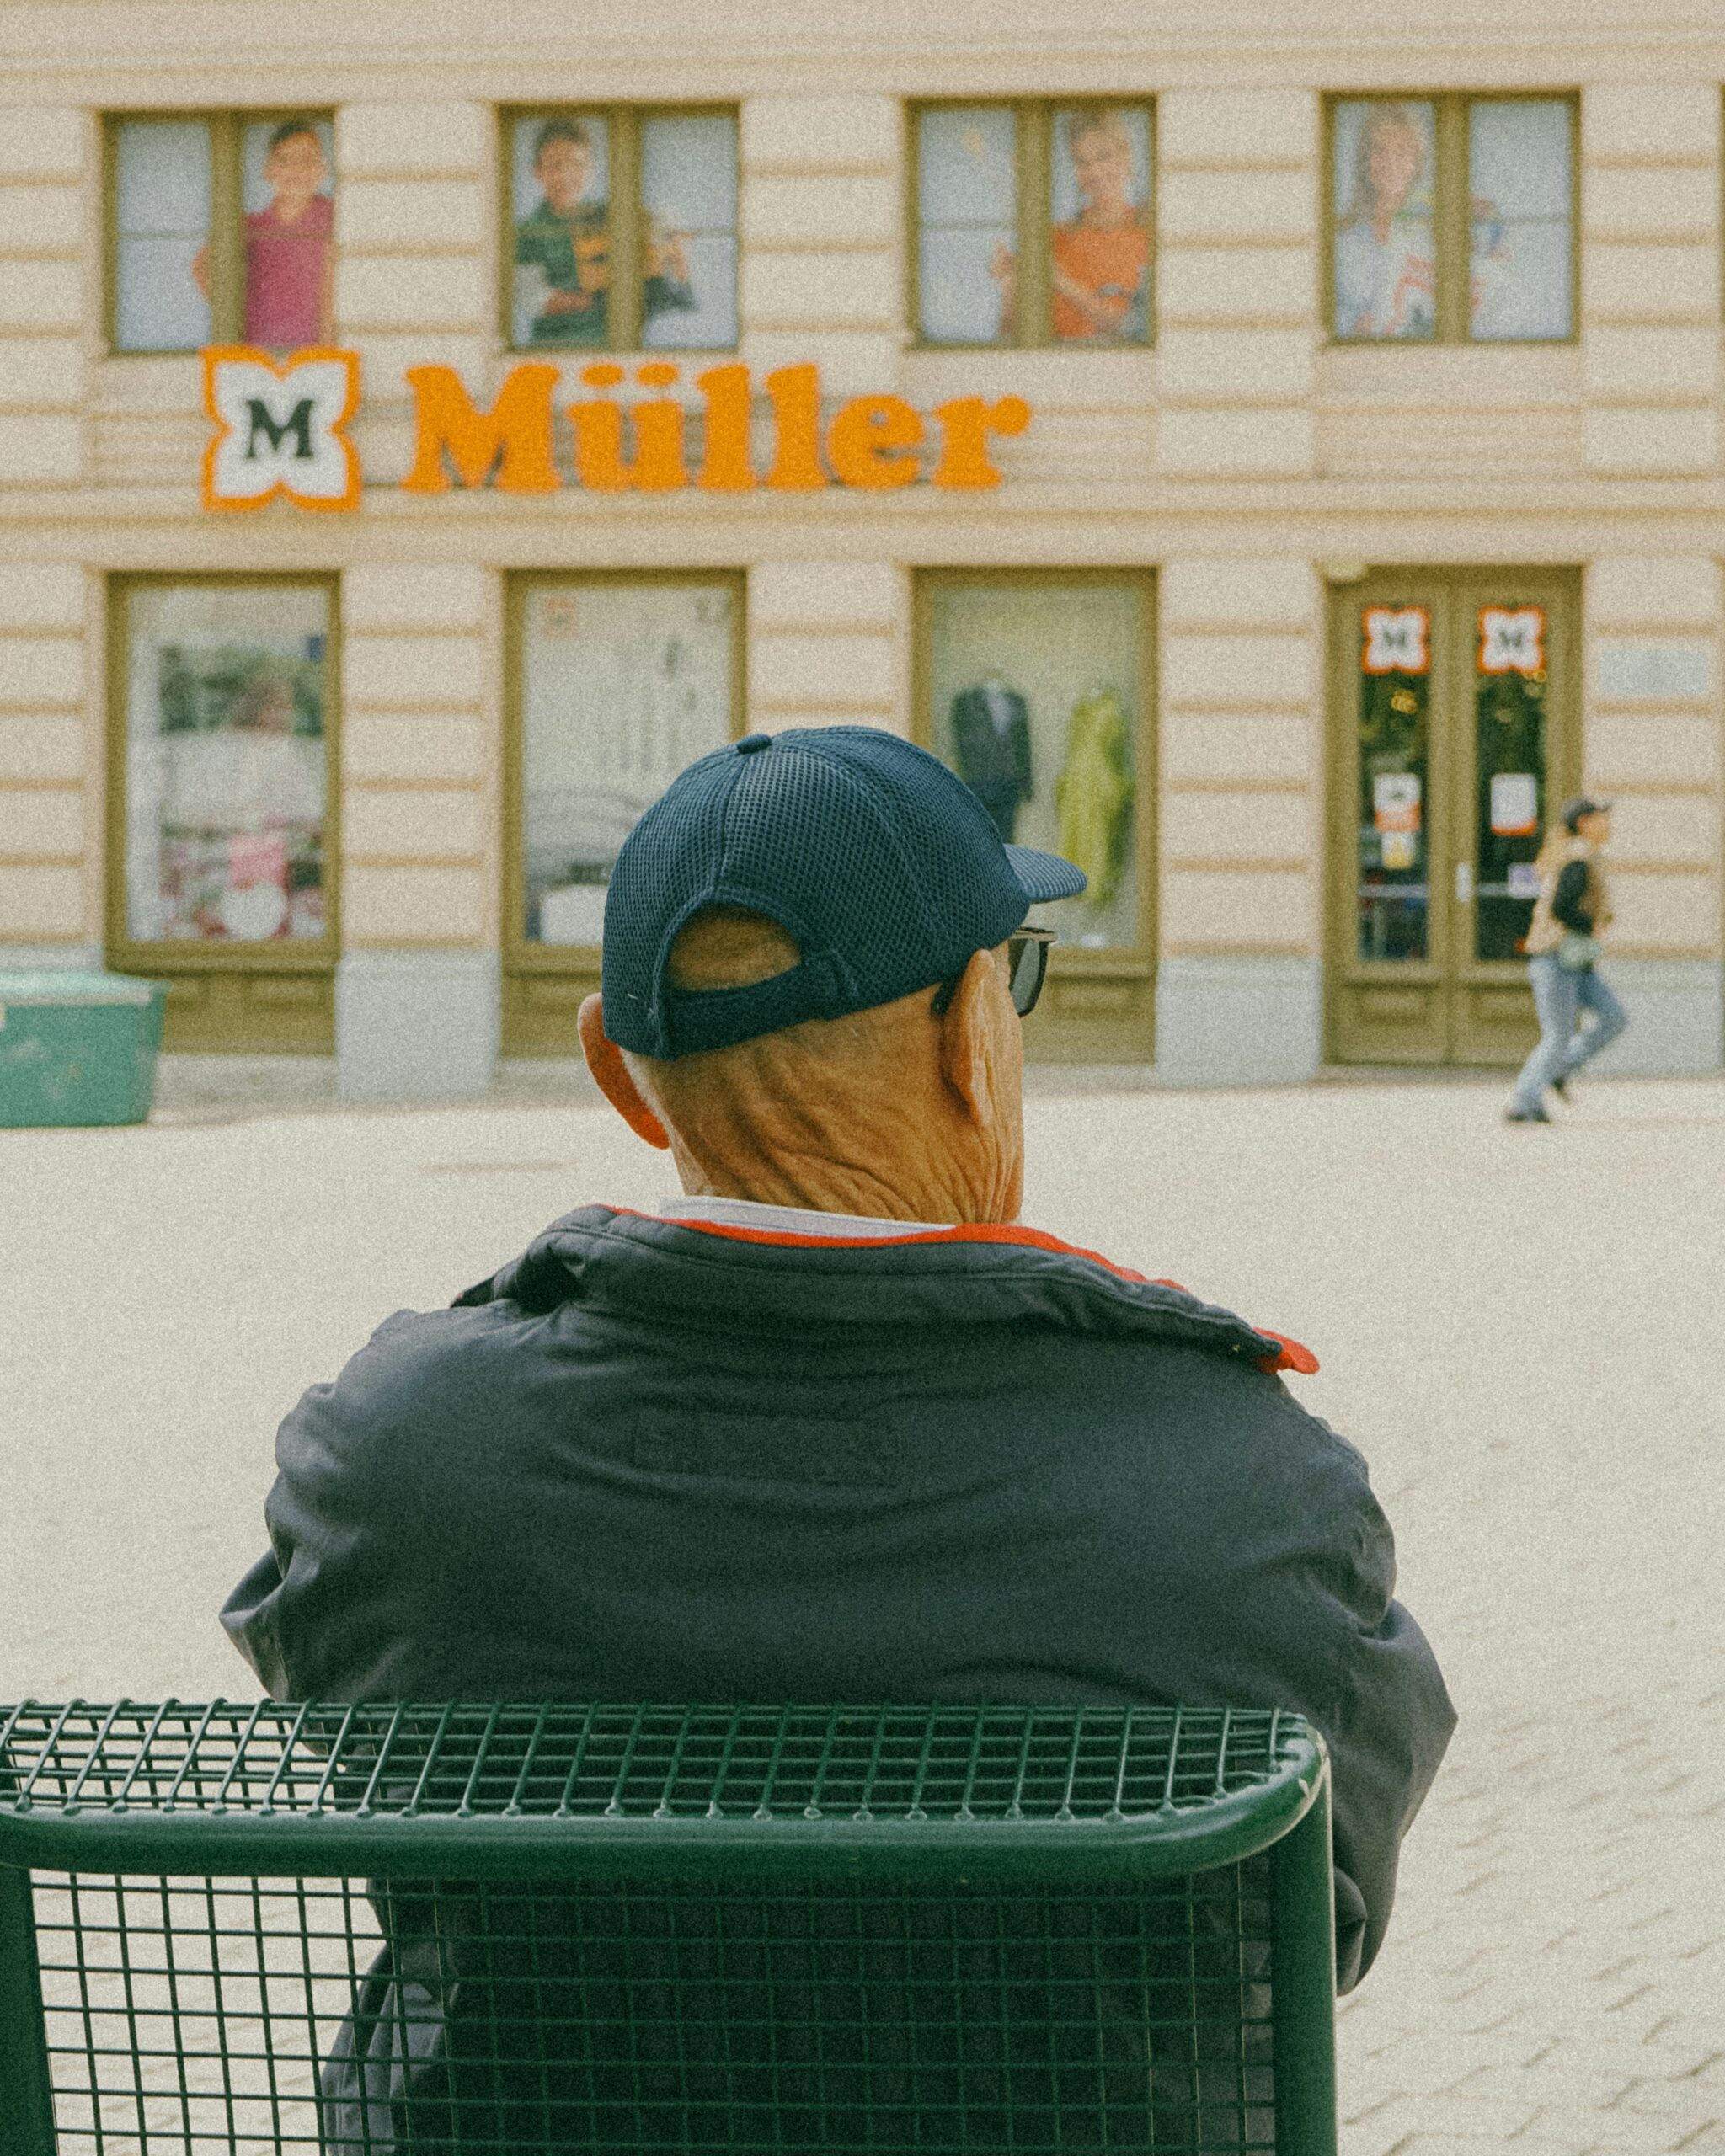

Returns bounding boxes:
[1550,1074,1570,1100]
[1503,1105,1552,1123]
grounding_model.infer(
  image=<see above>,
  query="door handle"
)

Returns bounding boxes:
[1455,862,1474,904]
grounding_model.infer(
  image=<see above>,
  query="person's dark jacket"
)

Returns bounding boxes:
[1551,857,1594,933]
[222,1209,1454,2123]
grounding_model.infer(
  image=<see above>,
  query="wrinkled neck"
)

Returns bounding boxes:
[664,1127,1018,1227]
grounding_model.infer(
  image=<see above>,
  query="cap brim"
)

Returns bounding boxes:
[1006,843,1087,905]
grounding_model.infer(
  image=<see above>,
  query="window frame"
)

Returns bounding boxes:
[906,99,1157,352]
[500,568,747,1056]
[1322,89,1581,348]
[498,104,741,357]
[104,570,343,979]
[911,566,1158,979]
[102,109,337,357]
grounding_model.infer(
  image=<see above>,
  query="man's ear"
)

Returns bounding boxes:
[577,994,671,1150]
[937,947,1008,1132]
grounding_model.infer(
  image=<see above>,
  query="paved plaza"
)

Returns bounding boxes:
[4,1065,1723,2154]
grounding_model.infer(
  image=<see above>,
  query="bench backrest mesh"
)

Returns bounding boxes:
[0,1703,1337,2156]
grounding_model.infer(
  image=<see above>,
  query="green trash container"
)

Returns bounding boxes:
[0,971,167,1128]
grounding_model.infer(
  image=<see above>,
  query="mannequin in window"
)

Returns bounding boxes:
[1055,684,1133,910]
[949,673,1033,842]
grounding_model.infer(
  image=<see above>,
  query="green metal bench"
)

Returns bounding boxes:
[0,1702,1336,2153]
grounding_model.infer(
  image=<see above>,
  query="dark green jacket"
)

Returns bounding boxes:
[222,1208,1454,2137]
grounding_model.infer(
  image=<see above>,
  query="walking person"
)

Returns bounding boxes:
[1506,795,1629,1123]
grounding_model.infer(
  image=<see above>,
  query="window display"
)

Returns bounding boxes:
[915,103,1153,349]
[518,580,738,946]
[1329,94,1572,344]
[236,118,335,349]
[1331,100,1437,341]
[916,106,1018,346]
[639,114,739,350]
[927,579,1143,949]
[121,583,330,945]
[114,120,213,353]
[1468,101,1573,343]
[508,111,736,353]
[111,115,334,355]
[1046,107,1151,345]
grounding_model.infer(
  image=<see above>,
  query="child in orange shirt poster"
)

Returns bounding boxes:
[992,109,1150,345]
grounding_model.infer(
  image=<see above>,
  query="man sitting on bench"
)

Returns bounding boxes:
[222,726,1455,2127]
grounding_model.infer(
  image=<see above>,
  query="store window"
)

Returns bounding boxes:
[114,579,334,951]
[504,109,739,352]
[510,575,742,958]
[107,114,336,354]
[1327,95,1574,343]
[919,574,1151,953]
[911,103,1153,348]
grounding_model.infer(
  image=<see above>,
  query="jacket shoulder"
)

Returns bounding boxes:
[280,1301,525,1482]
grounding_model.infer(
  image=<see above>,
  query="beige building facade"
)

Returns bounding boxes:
[1,1,1722,1093]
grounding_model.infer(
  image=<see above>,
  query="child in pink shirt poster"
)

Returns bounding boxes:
[194,120,334,350]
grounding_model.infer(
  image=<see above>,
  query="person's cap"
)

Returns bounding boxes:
[1559,794,1612,831]
[601,726,1087,1059]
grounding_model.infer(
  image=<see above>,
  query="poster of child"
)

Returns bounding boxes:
[993,108,1151,344]
[511,116,702,349]
[1332,100,1437,339]
[190,120,334,350]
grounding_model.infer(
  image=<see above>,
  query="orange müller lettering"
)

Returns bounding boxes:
[696,365,756,491]
[929,394,1031,490]
[567,400,633,492]
[636,363,680,388]
[402,364,561,493]
[764,364,828,491]
[633,401,691,492]
[581,364,627,388]
[566,398,691,492]
[826,395,923,490]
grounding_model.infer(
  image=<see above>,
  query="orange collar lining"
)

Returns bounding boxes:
[604,1207,1319,1375]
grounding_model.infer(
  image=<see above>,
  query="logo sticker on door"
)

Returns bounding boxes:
[1477,607,1545,676]
[1489,772,1539,836]
[1363,607,1430,675]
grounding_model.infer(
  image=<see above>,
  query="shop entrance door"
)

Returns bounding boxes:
[1327,570,1579,1065]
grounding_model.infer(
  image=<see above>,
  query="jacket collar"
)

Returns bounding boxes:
[457,1205,1318,1377]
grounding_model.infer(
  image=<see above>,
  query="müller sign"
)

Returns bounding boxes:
[200,346,1033,512]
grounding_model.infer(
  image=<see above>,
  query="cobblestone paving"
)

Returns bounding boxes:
[4,1072,1722,2153]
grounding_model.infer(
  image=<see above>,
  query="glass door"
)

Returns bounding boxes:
[1449,574,1575,1062]
[106,575,339,1053]
[1327,570,1577,1065]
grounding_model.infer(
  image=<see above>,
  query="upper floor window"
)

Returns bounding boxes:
[504,109,739,352]
[1327,95,1574,344]
[107,114,336,355]
[912,102,1154,348]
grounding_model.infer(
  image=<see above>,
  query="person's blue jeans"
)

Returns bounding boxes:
[1510,954,1629,1113]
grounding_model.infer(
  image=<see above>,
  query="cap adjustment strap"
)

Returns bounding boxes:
[659,950,862,1058]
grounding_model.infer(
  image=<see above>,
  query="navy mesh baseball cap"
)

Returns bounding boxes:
[602,726,1087,1059]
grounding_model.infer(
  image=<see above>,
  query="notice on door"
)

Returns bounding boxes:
[1489,772,1539,836]
[1373,772,1423,831]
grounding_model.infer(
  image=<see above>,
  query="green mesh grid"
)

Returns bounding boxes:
[0,1705,1335,2156]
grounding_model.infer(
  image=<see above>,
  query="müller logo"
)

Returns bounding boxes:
[200,348,1032,510]
[201,347,362,512]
